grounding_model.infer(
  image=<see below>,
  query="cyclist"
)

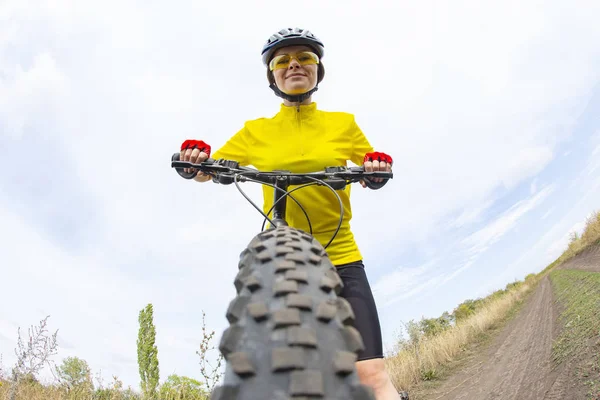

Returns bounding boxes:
[180,28,400,400]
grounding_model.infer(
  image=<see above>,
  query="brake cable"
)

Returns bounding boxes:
[229,171,346,249]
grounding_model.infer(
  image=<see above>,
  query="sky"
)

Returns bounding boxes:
[1,0,600,390]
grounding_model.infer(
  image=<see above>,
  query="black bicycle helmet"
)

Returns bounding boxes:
[261,28,325,66]
[261,28,325,103]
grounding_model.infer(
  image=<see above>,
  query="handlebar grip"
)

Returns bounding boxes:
[171,153,199,180]
[363,176,389,190]
[359,166,392,190]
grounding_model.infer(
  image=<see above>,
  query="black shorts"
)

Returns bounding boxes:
[335,260,383,361]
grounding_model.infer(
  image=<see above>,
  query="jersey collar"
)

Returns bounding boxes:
[278,102,318,118]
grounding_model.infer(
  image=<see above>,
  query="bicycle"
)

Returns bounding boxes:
[171,153,395,400]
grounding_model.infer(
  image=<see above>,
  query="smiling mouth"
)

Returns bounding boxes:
[287,74,306,78]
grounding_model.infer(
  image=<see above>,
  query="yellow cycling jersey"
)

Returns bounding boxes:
[212,102,374,265]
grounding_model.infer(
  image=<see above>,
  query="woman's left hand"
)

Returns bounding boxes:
[361,151,393,188]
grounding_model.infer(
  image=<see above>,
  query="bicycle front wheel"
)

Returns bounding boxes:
[210,225,375,400]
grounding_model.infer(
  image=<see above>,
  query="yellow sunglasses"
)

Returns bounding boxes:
[269,51,320,71]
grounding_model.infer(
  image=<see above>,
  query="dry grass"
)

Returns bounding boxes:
[556,210,600,265]
[0,381,65,400]
[0,380,208,400]
[0,380,141,400]
[0,378,214,400]
[385,279,536,392]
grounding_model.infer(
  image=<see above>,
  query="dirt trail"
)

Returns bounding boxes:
[416,247,600,400]
[557,245,600,273]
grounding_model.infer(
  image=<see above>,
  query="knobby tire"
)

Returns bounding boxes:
[210,226,376,400]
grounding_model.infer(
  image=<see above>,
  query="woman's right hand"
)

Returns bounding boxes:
[180,139,212,182]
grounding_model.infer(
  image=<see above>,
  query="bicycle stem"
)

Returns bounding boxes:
[271,175,290,227]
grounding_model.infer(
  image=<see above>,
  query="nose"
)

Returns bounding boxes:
[288,58,301,69]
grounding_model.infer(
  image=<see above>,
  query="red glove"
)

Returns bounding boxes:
[181,139,211,157]
[364,151,393,165]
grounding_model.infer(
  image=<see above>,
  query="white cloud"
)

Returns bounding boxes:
[374,185,554,308]
[541,208,554,220]
[0,52,67,139]
[587,141,600,176]
[462,185,555,256]
[546,229,578,258]
[446,198,495,230]
[546,211,596,257]
[372,260,438,305]
[2,0,600,390]
[495,141,600,288]
[503,146,554,189]
[530,179,538,195]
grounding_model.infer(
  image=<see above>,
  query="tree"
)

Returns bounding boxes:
[56,356,93,392]
[452,298,485,322]
[569,230,580,244]
[159,374,207,399]
[196,311,224,393]
[453,303,475,321]
[401,319,423,363]
[137,304,160,400]
[420,312,452,338]
[8,316,58,400]
[0,354,6,381]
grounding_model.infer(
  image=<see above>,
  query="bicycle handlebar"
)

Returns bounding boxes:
[171,153,393,190]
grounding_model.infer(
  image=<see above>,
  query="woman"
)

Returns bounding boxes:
[180,28,400,400]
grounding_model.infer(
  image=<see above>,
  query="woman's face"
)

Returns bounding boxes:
[271,45,318,95]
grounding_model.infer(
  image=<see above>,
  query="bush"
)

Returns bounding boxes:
[56,356,93,393]
[159,375,208,400]
[420,312,452,338]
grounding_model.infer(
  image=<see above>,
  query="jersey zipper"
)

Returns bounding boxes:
[296,104,304,156]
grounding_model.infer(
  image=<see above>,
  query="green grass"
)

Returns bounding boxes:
[549,269,600,398]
